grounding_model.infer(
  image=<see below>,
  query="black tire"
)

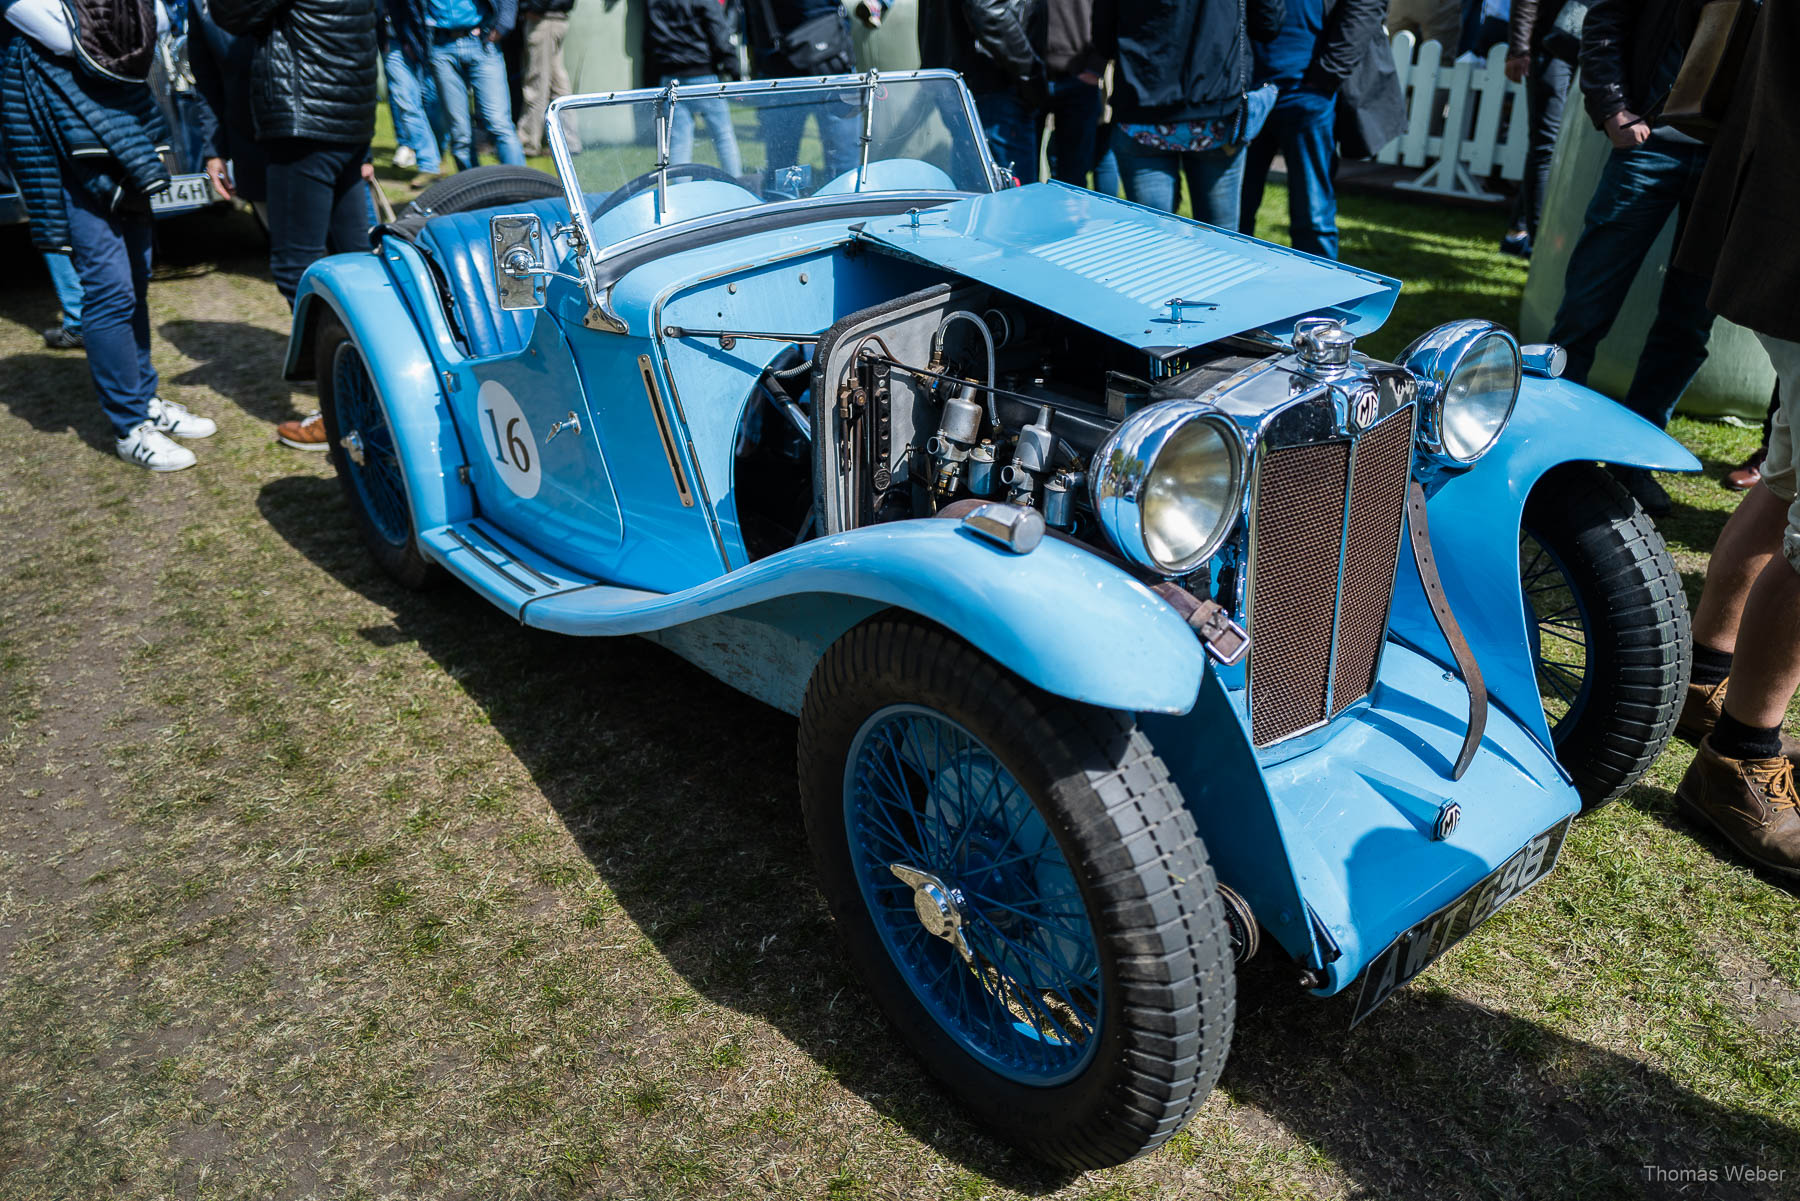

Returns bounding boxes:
[798,615,1234,1170]
[401,165,563,219]
[1521,463,1690,811]
[315,315,441,591]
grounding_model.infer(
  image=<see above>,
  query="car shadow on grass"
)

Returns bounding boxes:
[157,319,301,424]
[258,471,1800,1199]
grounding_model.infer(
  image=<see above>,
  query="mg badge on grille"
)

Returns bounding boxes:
[1351,387,1380,430]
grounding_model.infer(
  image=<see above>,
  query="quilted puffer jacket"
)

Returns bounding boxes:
[0,33,172,251]
[212,0,378,144]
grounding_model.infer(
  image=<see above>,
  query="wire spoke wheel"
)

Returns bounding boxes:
[332,341,411,549]
[1520,530,1593,738]
[799,617,1233,1169]
[845,705,1102,1084]
[1519,464,1689,811]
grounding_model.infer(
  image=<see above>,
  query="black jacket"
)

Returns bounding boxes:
[1304,0,1385,95]
[917,0,1046,105]
[1099,0,1285,125]
[1677,1,1795,339]
[1578,0,1702,128]
[519,0,573,13]
[213,0,379,144]
[644,0,737,81]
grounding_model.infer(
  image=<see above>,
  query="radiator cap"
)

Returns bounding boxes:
[1294,316,1354,371]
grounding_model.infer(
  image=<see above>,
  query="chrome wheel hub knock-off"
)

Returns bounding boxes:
[890,864,975,964]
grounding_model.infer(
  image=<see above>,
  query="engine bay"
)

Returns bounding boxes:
[734,282,1269,571]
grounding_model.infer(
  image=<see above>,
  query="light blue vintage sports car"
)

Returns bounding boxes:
[283,71,1697,1169]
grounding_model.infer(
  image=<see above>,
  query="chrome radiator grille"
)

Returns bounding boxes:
[1247,407,1415,746]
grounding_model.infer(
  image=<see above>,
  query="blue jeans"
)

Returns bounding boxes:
[1092,125,1120,196]
[971,90,1040,183]
[386,46,446,174]
[1043,77,1101,186]
[1548,139,1717,428]
[1114,129,1246,228]
[429,31,524,170]
[759,105,858,184]
[1241,86,1339,259]
[265,138,376,307]
[43,248,83,334]
[62,182,155,437]
[661,74,743,177]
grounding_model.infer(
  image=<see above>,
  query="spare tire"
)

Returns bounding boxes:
[402,165,564,219]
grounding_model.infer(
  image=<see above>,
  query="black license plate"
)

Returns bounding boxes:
[1351,816,1573,1026]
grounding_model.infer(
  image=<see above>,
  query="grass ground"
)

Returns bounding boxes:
[1,174,1797,1201]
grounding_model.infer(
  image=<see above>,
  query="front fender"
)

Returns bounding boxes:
[522,519,1209,715]
[1391,376,1701,750]
[286,252,474,532]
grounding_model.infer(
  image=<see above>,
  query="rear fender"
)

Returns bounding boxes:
[1392,376,1701,750]
[523,519,1209,716]
[286,252,474,531]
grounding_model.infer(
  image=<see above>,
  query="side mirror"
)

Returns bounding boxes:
[490,213,548,311]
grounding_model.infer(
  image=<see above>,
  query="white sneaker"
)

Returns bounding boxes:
[116,421,198,472]
[393,145,417,170]
[147,395,217,439]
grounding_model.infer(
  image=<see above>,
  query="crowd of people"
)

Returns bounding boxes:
[1,0,1795,869]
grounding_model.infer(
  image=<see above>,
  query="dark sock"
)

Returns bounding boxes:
[1712,710,1783,761]
[1693,644,1733,687]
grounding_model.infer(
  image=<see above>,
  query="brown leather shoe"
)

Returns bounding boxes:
[276,412,329,451]
[1724,447,1766,491]
[1677,739,1800,876]
[1674,677,1800,760]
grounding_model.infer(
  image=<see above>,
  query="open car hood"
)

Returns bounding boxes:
[853,182,1400,359]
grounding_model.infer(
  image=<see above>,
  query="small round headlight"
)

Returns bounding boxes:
[1092,403,1245,576]
[1403,321,1522,465]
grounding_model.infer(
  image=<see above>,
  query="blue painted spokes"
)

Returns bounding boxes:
[1520,531,1592,738]
[844,705,1102,1085]
[332,342,410,547]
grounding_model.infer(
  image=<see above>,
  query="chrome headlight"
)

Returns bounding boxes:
[1090,402,1246,576]
[1403,320,1522,465]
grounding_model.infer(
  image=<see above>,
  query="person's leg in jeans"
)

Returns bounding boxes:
[1113,129,1180,212]
[1519,54,1570,239]
[41,249,84,342]
[266,139,368,306]
[1278,89,1339,258]
[1547,143,1686,387]
[819,108,859,180]
[62,182,156,438]
[386,47,442,174]
[691,84,743,177]
[466,34,525,165]
[1045,77,1101,186]
[1619,146,1718,428]
[429,40,476,171]
[1239,108,1282,237]
[971,90,1039,182]
[1183,144,1246,228]
[1092,127,1119,196]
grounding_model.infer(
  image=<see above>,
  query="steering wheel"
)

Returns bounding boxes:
[589,162,745,221]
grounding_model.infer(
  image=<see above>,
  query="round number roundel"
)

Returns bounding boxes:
[477,380,541,499]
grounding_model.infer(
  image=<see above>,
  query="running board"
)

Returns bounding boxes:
[418,521,596,618]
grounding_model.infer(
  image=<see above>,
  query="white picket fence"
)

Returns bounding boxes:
[1374,32,1530,200]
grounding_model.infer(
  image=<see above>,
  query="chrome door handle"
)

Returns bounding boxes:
[546,411,582,441]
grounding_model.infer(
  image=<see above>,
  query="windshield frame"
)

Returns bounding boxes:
[542,69,1001,324]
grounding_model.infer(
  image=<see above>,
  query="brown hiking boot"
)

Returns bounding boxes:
[1674,678,1800,760]
[1676,739,1800,877]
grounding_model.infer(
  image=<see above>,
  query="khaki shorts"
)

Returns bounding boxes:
[1755,332,1800,574]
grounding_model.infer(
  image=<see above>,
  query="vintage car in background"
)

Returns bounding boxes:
[281,71,1697,1169]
